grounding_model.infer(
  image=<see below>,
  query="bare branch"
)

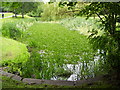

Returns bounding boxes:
[95,12,104,23]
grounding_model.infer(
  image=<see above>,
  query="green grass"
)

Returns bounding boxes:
[1,17,119,88]
[0,37,29,64]
[1,17,99,80]
[0,13,32,19]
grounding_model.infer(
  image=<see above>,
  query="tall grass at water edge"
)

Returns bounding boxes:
[60,17,103,36]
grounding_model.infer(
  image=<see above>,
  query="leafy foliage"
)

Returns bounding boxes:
[58,2,120,78]
[1,18,36,40]
[1,22,21,40]
[2,2,39,18]
[27,2,44,17]
[41,2,73,21]
[79,2,120,75]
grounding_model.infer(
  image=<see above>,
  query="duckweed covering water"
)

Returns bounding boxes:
[17,23,99,80]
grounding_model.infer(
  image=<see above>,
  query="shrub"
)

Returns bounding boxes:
[1,22,22,40]
[1,18,36,40]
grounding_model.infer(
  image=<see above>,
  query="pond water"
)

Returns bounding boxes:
[51,56,100,81]
[37,49,102,81]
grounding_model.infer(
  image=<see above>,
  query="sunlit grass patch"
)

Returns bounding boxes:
[0,37,29,65]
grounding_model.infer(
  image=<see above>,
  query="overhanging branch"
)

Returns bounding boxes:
[95,12,104,23]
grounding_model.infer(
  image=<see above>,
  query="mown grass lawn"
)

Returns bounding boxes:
[0,13,33,19]
[0,37,29,65]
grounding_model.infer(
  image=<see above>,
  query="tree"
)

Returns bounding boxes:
[59,2,120,79]
[41,2,73,21]
[80,2,120,74]
[27,2,44,17]
[2,2,39,18]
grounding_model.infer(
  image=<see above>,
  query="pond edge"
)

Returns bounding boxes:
[0,67,103,86]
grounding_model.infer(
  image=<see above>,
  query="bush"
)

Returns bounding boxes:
[2,53,29,75]
[1,18,36,40]
[1,22,22,40]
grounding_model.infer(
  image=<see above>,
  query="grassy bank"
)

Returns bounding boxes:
[0,37,29,75]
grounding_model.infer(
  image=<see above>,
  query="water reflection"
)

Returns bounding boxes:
[38,49,101,81]
[51,56,99,81]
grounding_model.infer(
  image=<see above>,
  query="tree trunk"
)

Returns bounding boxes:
[22,2,24,18]
[22,13,24,18]
[15,13,17,18]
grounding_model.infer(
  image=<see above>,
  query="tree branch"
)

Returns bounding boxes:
[95,12,104,23]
